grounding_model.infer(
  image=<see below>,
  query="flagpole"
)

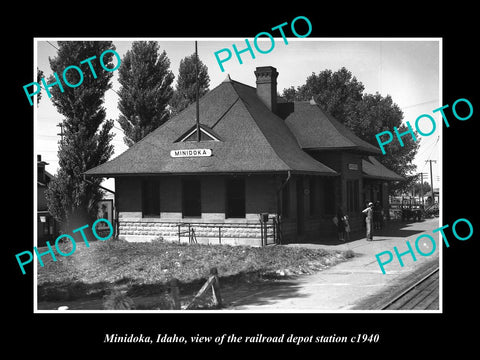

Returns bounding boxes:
[195,41,200,142]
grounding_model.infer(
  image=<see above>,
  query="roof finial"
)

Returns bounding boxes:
[222,74,232,83]
[309,96,316,105]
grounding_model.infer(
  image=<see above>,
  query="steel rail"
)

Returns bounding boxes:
[380,267,439,310]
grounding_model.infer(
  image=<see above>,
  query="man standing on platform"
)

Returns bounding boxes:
[362,202,374,241]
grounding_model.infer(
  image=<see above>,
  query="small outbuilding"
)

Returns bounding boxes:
[37,155,58,245]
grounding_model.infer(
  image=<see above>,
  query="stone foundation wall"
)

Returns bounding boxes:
[118,220,274,247]
[118,215,365,247]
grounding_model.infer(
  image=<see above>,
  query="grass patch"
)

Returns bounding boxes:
[37,239,353,304]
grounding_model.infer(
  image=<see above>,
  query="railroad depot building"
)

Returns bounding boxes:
[85,66,403,246]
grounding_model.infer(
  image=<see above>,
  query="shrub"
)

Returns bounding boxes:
[103,290,135,310]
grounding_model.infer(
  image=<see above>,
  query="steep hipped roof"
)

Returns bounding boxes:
[85,78,337,177]
[284,101,382,154]
[37,170,54,187]
[362,156,404,181]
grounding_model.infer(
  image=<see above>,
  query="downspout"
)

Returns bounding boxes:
[276,170,292,244]
[277,170,292,195]
[83,174,115,195]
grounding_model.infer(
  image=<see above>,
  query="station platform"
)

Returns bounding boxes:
[229,217,441,311]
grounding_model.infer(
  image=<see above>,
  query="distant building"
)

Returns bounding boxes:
[426,188,440,205]
[86,66,403,246]
[37,155,58,245]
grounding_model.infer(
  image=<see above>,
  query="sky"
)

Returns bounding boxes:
[35,38,441,191]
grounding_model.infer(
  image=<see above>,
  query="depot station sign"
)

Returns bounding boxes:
[170,149,213,158]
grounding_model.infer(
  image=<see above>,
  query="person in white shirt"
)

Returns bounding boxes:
[362,202,374,241]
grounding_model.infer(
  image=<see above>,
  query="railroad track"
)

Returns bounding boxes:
[381,267,439,310]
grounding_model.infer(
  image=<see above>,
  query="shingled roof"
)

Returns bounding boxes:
[284,101,382,154]
[85,77,338,177]
[362,156,404,181]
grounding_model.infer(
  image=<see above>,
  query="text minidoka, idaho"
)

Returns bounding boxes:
[15,219,113,275]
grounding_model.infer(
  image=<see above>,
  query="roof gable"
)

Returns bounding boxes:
[229,81,337,174]
[85,78,337,177]
[362,156,404,181]
[284,102,381,154]
[175,124,222,142]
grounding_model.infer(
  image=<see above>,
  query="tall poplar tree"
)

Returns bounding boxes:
[170,53,210,115]
[36,68,44,105]
[117,41,174,147]
[45,41,116,231]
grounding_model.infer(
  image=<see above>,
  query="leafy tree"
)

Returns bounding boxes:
[281,86,297,102]
[37,67,44,105]
[117,41,174,147]
[45,41,116,232]
[294,67,364,121]
[413,181,431,197]
[347,92,420,184]
[169,52,210,115]
[282,67,420,193]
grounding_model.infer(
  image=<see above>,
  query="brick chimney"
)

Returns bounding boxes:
[254,66,278,114]
[37,154,48,184]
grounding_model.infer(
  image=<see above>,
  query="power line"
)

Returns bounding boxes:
[422,135,439,156]
[46,41,59,51]
[57,123,64,142]
[421,136,439,155]
[401,99,439,110]
[112,124,124,132]
[426,160,437,196]
[419,136,439,173]
[109,88,121,97]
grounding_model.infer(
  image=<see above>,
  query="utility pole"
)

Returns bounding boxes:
[57,123,64,142]
[425,160,437,204]
[419,172,428,206]
[420,172,424,206]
